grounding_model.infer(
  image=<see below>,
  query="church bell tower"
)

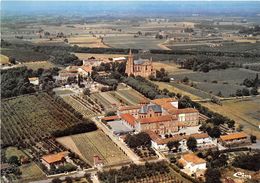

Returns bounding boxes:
[126,49,134,76]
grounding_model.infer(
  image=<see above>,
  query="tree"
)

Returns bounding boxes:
[205,168,221,183]
[167,141,175,151]
[52,178,62,183]
[64,176,73,183]
[236,89,243,96]
[8,156,20,166]
[9,57,16,64]
[250,135,257,143]
[242,88,250,96]
[186,137,197,151]
[208,126,221,138]
[251,87,259,95]
[105,111,116,117]
[125,132,151,148]
[237,124,244,132]
[83,88,91,96]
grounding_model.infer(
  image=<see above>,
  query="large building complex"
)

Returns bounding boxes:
[103,97,200,135]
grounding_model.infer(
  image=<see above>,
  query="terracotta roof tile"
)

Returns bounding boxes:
[81,66,92,72]
[101,115,121,121]
[42,151,68,164]
[182,153,206,164]
[220,132,248,141]
[119,105,141,111]
[152,98,177,106]
[120,113,136,126]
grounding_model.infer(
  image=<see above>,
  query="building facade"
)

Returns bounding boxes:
[125,50,155,78]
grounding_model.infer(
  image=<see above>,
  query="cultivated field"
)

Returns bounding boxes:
[68,35,108,48]
[104,35,164,49]
[56,130,130,166]
[170,68,260,97]
[61,94,102,118]
[74,52,128,61]
[1,93,81,148]
[153,81,201,100]
[90,88,148,111]
[153,61,193,75]
[200,97,260,138]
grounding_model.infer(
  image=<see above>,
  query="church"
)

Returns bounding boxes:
[125,50,155,78]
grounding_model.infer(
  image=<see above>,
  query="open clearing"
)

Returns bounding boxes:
[200,97,260,138]
[153,81,201,100]
[104,35,164,49]
[0,54,10,65]
[169,68,260,97]
[20,61,54,70]
[68,35,108,48]
[153,61,193,75]
[56,130,130,166]
[74,52,128,61]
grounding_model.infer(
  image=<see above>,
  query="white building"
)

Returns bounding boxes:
[178,153,207,174]
[29,77,39,85]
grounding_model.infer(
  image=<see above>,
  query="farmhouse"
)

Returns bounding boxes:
[219,132,249,147]
[178,153,206,174]
[41,151,69,170]
[78,65,92,77]
[125,50,155,78]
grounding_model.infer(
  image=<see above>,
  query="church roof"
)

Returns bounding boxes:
[134,58,150,65]
[139,104,162,114]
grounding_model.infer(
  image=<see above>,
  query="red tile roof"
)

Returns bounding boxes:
[181,153,206,164]
[152,98,177,106]
[220,132,248,141]
[81,65,92,72]
[101,115,121,121]
[120,113,136,126]
[139,115,176,124]
[169,108,198,115]
[42,151,68,164]
[118,105,141,111]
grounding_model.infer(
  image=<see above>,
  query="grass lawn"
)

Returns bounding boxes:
[5,147,26,160]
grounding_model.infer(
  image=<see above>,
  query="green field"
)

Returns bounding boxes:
[56,130,130,166]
